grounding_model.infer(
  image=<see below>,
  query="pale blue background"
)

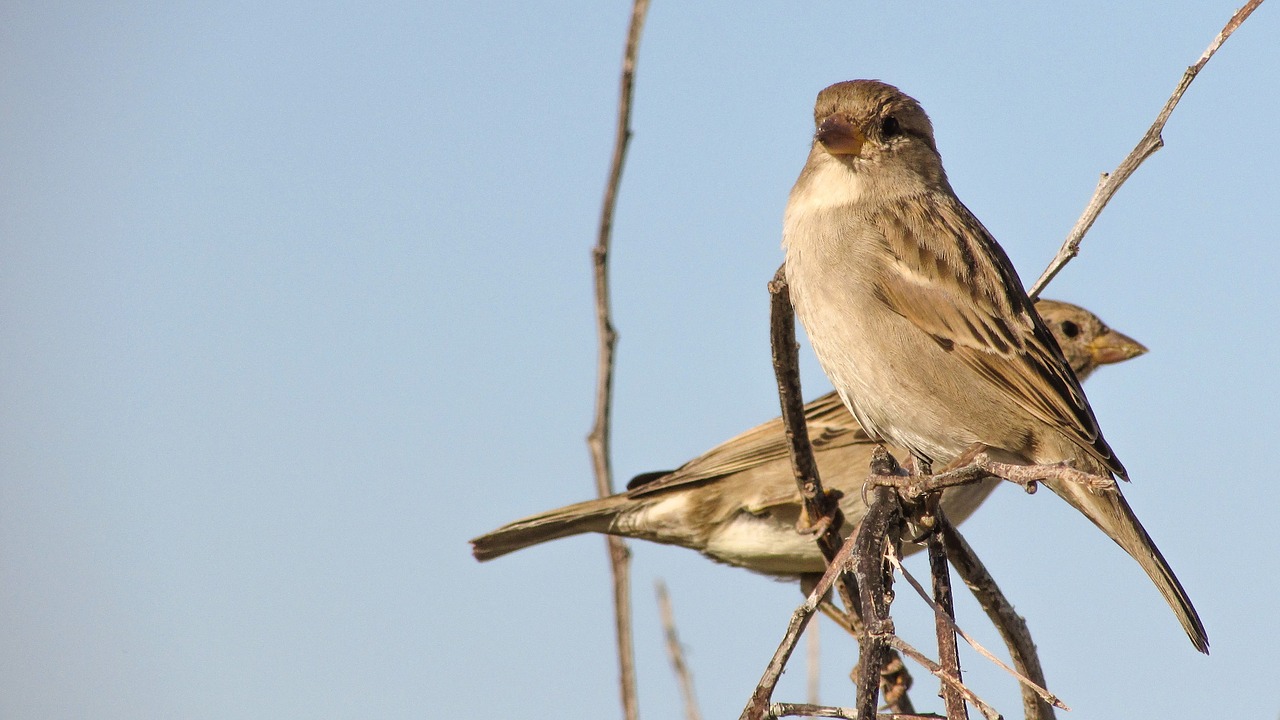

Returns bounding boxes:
[2,2,1276,718]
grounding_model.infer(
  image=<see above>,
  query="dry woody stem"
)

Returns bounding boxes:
[886,636,1001,720]
[1029,0,1265,298]
[767,269,918,714]
[770,702,945,720]
[767,267,856,590]
[941,524,1060,720]
[852,482,902,720]
[587,2,650,719]
[739,523,862,720]
[888,543,1066,714]
[807,618,822,705]
[926,511,968,720]
[655,580,702,720]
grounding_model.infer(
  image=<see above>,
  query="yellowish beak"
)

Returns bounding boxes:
[1088,329,1148,366]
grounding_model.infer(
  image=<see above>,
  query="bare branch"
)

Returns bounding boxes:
[768,268,857,603]
[885,637,1002,720]
[925,507,967,720]
[941,524,1058,720]
[587,2,651,718]
[854,452,1002,720]
[769,702,944,720]
[852,482,902,720]
[745,436,1068,718]
[869,451,1115,498]
[1029,0,1265,298]
[739,523,863,720]
[769,272,917,714]
[655,580,701,720]
[807,616,821,705]
[869,465,997,499]
[973,457,1113,491]
[888,544,1067,713]
[876,653,916,716]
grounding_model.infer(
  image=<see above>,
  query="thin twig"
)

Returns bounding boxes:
[587,2,650,719]
[885,637,1002,720]
[769,702,944,720]
[739,524,861,720]
[925,503,967,720]
[941,524,1058,720]
[819,596,914,709]
[868,451,1115,498]
[974,457,1113,491]
[869,465,997,500]
[1028,0,1265,298]
[852,479,902,720]
[655,580,702,720]
[770,272,917,714]
[808,615,821,705]
[872,451,1067,715]
[857,447,1105,718]
[888,545,1066,713]
[768,268,860,617]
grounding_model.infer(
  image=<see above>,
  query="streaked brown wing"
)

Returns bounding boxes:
[869,192,1125,478]
[627,391,871,498]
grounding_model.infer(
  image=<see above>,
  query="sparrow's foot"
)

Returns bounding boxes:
[795,507,834,538]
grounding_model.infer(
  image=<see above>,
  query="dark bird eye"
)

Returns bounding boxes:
[881,116,901,138]
[1060,320,1080,338]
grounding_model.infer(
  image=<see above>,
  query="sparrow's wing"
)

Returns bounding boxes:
[628,391,872,497]
[868,192,1125,478]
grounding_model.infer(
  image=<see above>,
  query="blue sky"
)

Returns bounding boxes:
[2,2,1277,718]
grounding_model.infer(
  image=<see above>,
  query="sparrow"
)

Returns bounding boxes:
[471,300,1142,575]
[782,79,1207,652]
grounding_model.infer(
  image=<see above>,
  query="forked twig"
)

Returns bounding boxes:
[1028,0,1266,298]
[586,2,651,718]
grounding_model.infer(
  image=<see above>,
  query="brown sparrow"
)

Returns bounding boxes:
[471,300,1142,576]
[782,80,1206,651]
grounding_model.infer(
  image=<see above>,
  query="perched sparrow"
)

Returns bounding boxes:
[471,300,1141,574]
[783,80,1206,652]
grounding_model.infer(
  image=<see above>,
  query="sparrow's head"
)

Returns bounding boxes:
[1035,299,1148,381]
[809,80,944,187]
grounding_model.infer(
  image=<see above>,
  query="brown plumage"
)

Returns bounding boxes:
[783,79,1207,652]
[471,300,1142,575]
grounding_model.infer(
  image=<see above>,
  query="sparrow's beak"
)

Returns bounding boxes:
[816,116,866,157]
[1088,329,1148,365]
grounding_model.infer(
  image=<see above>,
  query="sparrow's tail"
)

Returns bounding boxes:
[470,494,633,562]
[1046,477,1209,653]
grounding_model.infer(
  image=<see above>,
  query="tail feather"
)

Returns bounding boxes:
[1046,478,1209,653]
[470,495,631,562]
